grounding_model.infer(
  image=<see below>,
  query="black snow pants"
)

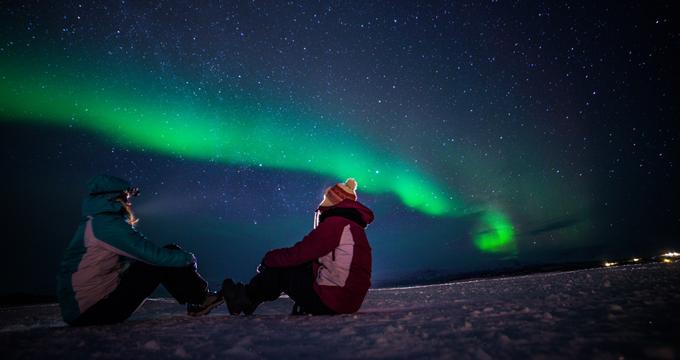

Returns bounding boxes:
[70,246,208,326]
[247,262,335,315]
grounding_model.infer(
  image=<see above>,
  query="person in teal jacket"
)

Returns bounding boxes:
[57,175,222,325]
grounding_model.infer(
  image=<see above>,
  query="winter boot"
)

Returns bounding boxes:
[291,302,308,315]
[222,279,259,315]
[187,291,224,316]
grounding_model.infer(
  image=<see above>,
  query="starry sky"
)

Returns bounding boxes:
[1,1,678,295]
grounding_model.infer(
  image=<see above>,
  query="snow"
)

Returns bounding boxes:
[2,262,679,359]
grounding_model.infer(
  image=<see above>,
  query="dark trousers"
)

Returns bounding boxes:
[247,262,335,315]
[71,261,208,326]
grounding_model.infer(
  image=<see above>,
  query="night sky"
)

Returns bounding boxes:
[1,1,678,295]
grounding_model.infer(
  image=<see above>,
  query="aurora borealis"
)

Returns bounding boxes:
[1,55,458,216]
[1,1,678,294]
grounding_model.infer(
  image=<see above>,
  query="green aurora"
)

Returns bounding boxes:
[0,54,516,253]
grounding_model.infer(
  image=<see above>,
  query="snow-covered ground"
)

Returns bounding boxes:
[2,262,679,359]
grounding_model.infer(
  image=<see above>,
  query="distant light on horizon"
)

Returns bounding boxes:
[661,251,680,258]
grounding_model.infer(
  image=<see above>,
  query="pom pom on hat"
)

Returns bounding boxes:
[344,178,358,191]
[318,178,358,208]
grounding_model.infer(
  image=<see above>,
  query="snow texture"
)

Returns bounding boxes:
[1,263,679,359]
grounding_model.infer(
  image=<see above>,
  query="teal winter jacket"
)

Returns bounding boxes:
[57,175,194,324]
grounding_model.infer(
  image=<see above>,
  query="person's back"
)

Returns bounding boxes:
[57,175,220,325]
[57,175,146,323]
[57,213,125,323]
[269,199,373,314]
[221,178,374,315]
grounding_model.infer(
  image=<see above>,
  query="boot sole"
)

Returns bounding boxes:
[188,298,225,317]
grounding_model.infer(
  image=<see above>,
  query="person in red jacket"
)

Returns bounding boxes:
[222,178,374,315]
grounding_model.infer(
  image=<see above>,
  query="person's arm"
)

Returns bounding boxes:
[90,215,194,267]
[263,217,346,268]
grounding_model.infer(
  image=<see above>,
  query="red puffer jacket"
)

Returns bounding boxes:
[262,200,374,314]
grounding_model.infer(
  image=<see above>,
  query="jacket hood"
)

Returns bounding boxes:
[320,199,374,226]
[81,175,131,216]
[86,175,131,194]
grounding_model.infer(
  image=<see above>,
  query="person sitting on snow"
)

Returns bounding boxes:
[57,175,223,326]
[219,178,374,315]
